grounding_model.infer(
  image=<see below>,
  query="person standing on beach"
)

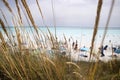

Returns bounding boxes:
[108,40,113,55]
[108,40,112,50]
[100,45,105,57]
[72,42,75,49]
[74,40,78,51]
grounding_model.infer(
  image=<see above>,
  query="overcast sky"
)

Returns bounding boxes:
[0,0,120,27]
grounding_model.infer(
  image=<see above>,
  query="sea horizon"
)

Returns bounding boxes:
[1,26,120,30]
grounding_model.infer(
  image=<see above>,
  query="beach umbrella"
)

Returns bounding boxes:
[80,47,89,51]
[115,49,120,54]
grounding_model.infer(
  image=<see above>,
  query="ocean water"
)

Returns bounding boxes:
[40,27,120,47]
[0,27,120,48]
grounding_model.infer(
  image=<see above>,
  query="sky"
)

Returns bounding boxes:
[0,0,120,27]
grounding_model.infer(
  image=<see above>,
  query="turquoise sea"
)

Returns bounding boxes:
[0,27,120,47]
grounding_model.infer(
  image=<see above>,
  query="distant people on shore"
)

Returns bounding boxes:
[72,40,78,51]
[104,45,108,50]
[99,45,105,57]
[100,45,105,57]
[64,42,68,49]
[72,42,75,49]
[108,40,112,50]
[74,40,78,51]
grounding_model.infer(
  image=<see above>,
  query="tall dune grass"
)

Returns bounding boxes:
[89,0,103,80]
[0,0,120,80]
[15,0,23,24]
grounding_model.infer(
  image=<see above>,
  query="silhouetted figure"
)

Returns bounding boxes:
[100,46,105,57]
[76,40,78,45]
[72,42,75,49]
[69,38,70,42]
[112,47,116,52]
[108,40,112,50]
[109,40,111,43]
[104,45,108,50]
[74,43,78,50]
[74,40,78,50]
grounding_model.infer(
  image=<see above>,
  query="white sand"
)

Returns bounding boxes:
[68,50,120,62]
[63,34,120,62]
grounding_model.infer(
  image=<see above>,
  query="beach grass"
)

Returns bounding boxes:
[0,0,120,80]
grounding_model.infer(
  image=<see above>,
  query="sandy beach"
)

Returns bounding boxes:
[55,33,120,62]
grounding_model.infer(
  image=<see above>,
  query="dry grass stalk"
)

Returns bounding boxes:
[0,8,13,37]
[0,8,9,26]
[21,0,39,35]
[19,1,40,48]
[18,0,31,26]
[36,0,57,48]
[0,18,9,38]
[0,48,15,77]
[0,10,15,48]
[36,0,45,24]
[15,0,23,24]
[63,34,67,44]
[36,0,53,33]
[51,0,57,39]
[90,0,103,59]
[100,0,115,56]
[21,0,45,49]
[89,0,103,80]
[2,0,13,13]
[14,56,29,80]
[93,0,115,64]
[20,0,41,49]
[101,0,115,44]
[66,62,80,70]
[44,28,55,49]
[36,0,48,46]
[0,48,23,79]
[73,72,82,78]
[36,0,56,49]
[43,57,56,68]
[0,31,6,49]
[12,17,22,50]
[9,58,23,80]
[16,28,22,50]
[1,64,14,80]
